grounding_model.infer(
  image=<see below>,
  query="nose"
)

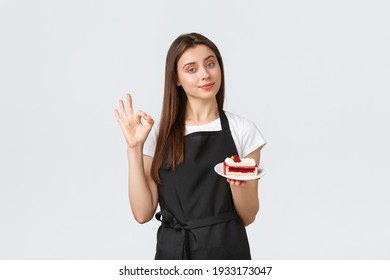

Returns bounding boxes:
[198,66,210,80]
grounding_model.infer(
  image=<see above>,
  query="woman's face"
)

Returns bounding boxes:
[176,44,222,102]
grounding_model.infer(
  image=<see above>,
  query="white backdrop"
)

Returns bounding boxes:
[1,0,389,259]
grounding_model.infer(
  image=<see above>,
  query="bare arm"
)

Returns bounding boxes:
[227,147,262,226]
[126,150,158,223]
[115,93,158,224]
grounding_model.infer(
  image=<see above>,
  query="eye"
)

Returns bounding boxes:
[187,67,196,73]
[206,62,215,68]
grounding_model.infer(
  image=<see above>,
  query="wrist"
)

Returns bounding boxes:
[127,143,144,154]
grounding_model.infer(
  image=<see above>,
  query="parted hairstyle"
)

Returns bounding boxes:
[151,33,226,184]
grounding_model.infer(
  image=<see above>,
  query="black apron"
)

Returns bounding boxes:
[154,109,251,260]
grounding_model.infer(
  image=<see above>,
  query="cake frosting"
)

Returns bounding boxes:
[223,155,258,176]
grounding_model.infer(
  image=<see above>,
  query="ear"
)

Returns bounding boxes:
[176,81,181,86]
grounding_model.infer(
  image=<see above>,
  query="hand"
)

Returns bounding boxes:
[227,179,245,187]
[114,93,154,148]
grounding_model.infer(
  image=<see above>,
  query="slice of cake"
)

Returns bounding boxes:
[223,155,258,176]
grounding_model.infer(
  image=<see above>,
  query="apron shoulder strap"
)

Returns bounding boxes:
[218,108,230,131]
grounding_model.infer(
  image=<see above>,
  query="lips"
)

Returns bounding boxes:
[199,83,215,90]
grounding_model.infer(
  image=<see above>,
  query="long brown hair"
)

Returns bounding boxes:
[151,33,225,184]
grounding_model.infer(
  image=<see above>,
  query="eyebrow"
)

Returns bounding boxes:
[182,55,216,69]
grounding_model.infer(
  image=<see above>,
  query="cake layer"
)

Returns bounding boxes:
[223,163,258,176]
[224,157,256,167]
[225,171,258,176]
[226,167,257,173]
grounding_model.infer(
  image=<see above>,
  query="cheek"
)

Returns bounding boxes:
[214,71,222,85]
[178,75,196,87]
[212,66,222,79]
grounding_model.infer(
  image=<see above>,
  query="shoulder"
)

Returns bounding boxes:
[225,111,258,132]
[224,110,267,157]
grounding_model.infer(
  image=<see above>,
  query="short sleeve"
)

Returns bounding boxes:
[240,118,267,157]
[225,112,267,158]
[143,122,159,157]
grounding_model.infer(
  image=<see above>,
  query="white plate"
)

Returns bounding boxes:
[214,162,266,181]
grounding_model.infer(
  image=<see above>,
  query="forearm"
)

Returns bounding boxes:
[127,146,157,223]
[230,181,259,226]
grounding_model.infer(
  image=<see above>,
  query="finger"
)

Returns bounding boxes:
[145,115,154,131]
[126,93,134,115]
[114,109,123,123]
[227,179,236,185]
[137,110,148,117]
[118,99,128,121]
[146,115,154,124]
[237,181,245,186]
[135,110,148,122]
[227,179,243,186]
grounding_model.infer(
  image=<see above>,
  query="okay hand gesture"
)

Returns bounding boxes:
[114,93,154,148]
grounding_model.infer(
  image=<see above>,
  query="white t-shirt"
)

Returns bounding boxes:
[143,111,267,158]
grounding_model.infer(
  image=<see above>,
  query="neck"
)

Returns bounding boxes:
[185,99,219,125]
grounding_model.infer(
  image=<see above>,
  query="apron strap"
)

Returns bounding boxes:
[155,209,239,259]
[218,108,230,131]
[186,211,239,229]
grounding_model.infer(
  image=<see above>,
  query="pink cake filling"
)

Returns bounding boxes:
[226,167,256,173]
[223,160,258,176]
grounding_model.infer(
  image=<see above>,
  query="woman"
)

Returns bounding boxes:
[114,33,266,259]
